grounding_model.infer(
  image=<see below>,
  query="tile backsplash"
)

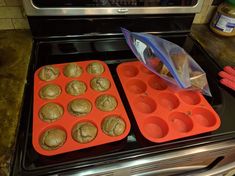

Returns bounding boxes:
[0,0,29,30]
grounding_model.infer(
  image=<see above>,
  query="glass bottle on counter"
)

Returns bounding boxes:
[210,0,235,37]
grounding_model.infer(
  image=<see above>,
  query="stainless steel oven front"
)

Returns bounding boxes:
[23,0,204,16]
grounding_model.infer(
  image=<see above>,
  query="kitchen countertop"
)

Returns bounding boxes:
[0,30,32,176]
[191,24,235,68]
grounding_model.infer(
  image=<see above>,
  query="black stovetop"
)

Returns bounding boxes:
[12,33,235,176]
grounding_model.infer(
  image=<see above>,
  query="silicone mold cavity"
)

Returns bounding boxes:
[134,96,157,114]
[158,93,179,110]
[148,76,167,90]
[117,61,221,143]
[169,112,193,133]
[120,65,139,77]
[126,79,147,94]
[178,91,201,105]
[192,108,217,127]
[143,116,169,139]
[140,64,154,75]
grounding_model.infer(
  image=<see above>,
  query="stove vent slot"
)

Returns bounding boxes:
[98,172,114,176]
[131,162,160,175]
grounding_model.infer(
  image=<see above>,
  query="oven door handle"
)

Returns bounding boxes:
[189,161,235,176]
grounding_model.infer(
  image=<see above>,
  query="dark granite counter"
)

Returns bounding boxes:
[0,30,32,176]
[191,24,235,68]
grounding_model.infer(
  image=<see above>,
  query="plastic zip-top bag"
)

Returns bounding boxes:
[121,28,212,96]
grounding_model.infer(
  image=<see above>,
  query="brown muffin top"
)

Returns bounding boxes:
[95,94,117,112]
[66,80,87,96]
[40,128,66,150]
[39,103,63,123]
[90,77,110,92]
[39,65,59,81]
[87,62,104,75]
[68,99,92,116]
[102,115,126,137]
[39,84,61,100]
[63,63,83,78]
[72,122,97,143]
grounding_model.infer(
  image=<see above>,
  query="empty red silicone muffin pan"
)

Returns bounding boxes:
[117,61,221,143]
[33,60,130,156]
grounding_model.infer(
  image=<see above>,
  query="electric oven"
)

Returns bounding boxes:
[12,0,235,175]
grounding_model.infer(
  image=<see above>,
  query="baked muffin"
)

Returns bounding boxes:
[40,128,66,150]
[95,95,117,112]
[102,115,126,137]
[39,65,59,81]
[156,53,188,78]
[190,71,207,89]
[39,103,63,123]
[171,52,188,70]
[63,63,83,78]
[72,122,97,143]
[90,77,110,92]
[66,80,87,96]
[68,99,92,116]
[87,62,104,75]
[39,84,61,99]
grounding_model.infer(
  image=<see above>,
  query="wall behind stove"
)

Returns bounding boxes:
[0,0,29,30]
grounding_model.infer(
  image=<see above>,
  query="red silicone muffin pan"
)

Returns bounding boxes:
[33,60,131,156]
[117,61,221,143]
